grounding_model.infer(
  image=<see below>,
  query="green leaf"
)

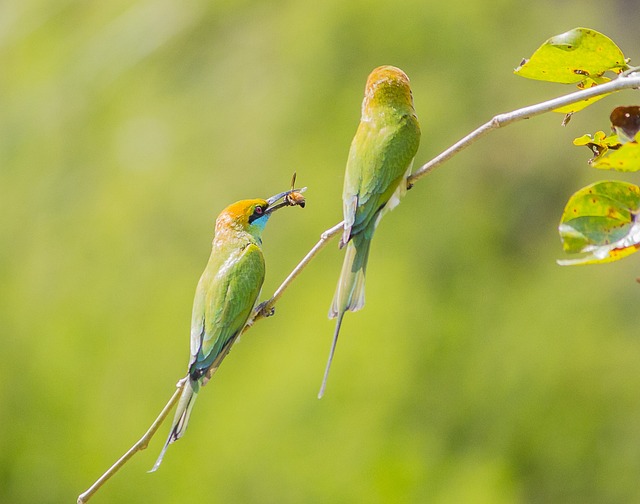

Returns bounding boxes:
[592,140,640,171]
[515,27,627,84]
[558,181,640,265]
[573,131,621,163]
[585,108,640,171]
[573,130,619,149]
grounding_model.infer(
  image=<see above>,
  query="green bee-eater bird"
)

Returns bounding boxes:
[319,65,421,398]
[151,190,297,471]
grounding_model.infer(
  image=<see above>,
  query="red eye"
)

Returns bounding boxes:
[255,206,263,215]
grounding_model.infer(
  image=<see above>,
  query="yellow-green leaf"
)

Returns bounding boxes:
[557,244,639,265]
[515,27,627,84]
[573,131,621,163]
[592,140,640,172]
[558,181,640,265]
[573,131,618,148]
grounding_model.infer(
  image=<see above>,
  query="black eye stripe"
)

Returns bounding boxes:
[248,205,267,223]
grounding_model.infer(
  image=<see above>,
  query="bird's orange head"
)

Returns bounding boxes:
[215,189,300,238]
[216,198,268,232]
[362,65,414,113]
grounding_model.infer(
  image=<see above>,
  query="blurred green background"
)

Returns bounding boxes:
[3,1,640,503]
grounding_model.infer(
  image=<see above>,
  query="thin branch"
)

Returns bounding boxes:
[408,72,640,185]
[75,224,345,504]
[77,378,187,504]
[249,221,344,325]
[77,70,640,504]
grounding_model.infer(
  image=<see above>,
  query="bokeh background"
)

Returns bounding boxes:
[2,1,640,503]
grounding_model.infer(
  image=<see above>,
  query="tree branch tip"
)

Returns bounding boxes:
[620,65,640,78]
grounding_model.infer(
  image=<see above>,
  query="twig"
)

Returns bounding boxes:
[77,378,187,504]
[77,70,640,504]
[76,223,344,504]
[408,71,640,185]
[249,221,344,325]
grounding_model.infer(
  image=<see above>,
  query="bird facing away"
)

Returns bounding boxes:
[319,65,421,398]
[151,190,298,471]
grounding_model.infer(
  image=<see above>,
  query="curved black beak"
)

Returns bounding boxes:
[265,187,307,214]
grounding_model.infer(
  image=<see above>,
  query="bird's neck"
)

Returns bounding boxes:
[363,84,413,113]
[213,224,262,248]
[363,101,413,122]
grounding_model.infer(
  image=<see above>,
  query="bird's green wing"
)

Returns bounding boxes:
[344,113,420,239]
[189,243,265,377]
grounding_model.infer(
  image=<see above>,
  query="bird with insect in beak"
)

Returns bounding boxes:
[319,65,421,398]
[151,188,305,471]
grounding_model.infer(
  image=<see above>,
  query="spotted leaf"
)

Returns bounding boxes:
[558,181,640,265]
[515,28,627,84]
[592,140,640,172]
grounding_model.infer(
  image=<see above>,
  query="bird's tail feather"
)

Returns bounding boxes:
[329,236,371,318]
[320,235,371,398]
[318,310,345,399]
[149,381,198,472]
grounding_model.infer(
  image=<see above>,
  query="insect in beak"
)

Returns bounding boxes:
[284,172,306,208]
[265,175,307,214]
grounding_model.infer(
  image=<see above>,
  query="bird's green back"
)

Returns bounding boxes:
[344,109,420,239]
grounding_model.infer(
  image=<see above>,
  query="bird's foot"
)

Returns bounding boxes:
[256,301,276,318]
